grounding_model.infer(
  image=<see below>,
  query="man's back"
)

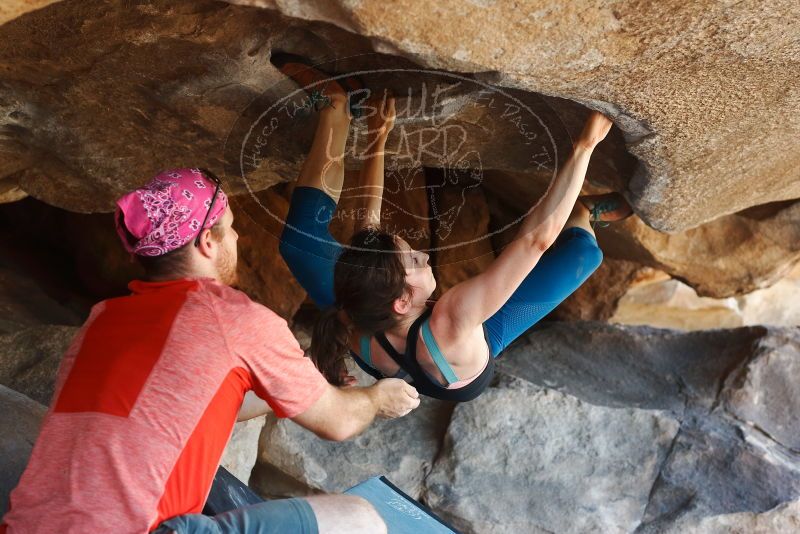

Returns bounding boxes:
[2,277,326,533]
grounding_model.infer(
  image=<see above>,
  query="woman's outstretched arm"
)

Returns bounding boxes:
[355,91,395,231]
[435,111,613,334]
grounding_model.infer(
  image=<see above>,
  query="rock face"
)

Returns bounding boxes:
[598,201,800,298]
[612,265,800,330]
[720,331,800,452]
[231,0,800,232]
[0,0,798,302]
[2,1,800,531]
[253,391,454,499]
[0,325,78,405]
[425,377,679,534]
[0,386,45,517]
[656,499,800,534]
[220,415,267,485]
[253,323,800,532]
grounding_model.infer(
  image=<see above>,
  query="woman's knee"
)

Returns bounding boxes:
[576,233,604,275]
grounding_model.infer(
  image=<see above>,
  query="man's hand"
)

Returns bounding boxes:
[575,111,613,150]
[370,378,420,419]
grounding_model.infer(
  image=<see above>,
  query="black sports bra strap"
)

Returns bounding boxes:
[374,333,405,366]
[374,308,434,382]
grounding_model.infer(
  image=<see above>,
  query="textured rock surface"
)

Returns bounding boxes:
[720,331,800,452]
[237,0,800,232]
[0,267,83,335]
[0,325,77,405]
[425,377,679,534]
[0,0,59,26]
[654,499,800,534]
[0,0,797,301]
[640,417,800,531]
[430,179,495,296]
[598,201,800,298]
[231,188,308,320]
[612,265,800,330]
[499,322,800,531]
[252,393,453,499]
[220,416,267,485]
[496,321,765,412]
[251,323,800,532]
[0,385,45,517]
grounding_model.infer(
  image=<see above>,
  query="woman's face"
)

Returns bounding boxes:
[395,236,436,304]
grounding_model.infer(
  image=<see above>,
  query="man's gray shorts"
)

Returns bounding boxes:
[153,498,318,534]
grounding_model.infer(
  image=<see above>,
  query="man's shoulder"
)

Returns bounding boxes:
[195,279,283,324]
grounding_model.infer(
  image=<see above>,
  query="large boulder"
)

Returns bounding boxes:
[598,201,800,298]
[240,0,800,232]
[720,330,800,451]
[1,0,798,301]
[640,417,800,531]
[424,376,680,534]
[655,499,800,534]
[252,393,454,499]
[612,265,800,330]
[220,415,267,485]
[0,386,45,517]
[495,321,766,412]
[251,322,800,532]
[0,325,77,405]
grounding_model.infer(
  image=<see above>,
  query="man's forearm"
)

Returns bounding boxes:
[328,385,382,440]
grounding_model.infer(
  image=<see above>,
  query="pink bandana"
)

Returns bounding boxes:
[114,168,229,257]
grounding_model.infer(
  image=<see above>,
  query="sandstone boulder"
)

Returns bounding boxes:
[220,416,267,485]
[640,417,800,531]
[245,0,800,232]
[655,499,800,534]
[252,394,454,499]
[424,376,680,534]
[0,325,77,405]
[720,331,800,452]
[495,321,766,412]
[1,0,798,303]
[0,386,45,517]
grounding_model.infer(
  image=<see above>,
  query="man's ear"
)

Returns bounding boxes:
[392,290,412,315]
[196,228,216,259]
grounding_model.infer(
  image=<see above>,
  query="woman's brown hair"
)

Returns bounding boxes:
[310,227,408,385]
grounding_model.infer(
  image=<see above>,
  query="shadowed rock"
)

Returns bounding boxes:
[0,386,45,517]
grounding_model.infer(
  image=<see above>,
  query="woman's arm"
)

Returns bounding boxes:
[355,92,395,231]
[435,112,613,334]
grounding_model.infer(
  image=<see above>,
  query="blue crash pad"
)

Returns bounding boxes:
[345,476,459,534]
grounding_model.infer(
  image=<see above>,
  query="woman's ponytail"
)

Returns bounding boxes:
[310,306,352,386]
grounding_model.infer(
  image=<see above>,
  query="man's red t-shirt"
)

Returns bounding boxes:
[2,278,328,533]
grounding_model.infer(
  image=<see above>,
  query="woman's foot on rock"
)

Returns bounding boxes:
[271,53,361,112]
[580,193,634,223]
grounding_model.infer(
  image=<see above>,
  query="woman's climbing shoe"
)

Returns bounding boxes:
[270,52,368,118]
[580,192,634,227]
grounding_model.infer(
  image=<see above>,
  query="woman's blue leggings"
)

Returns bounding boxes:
[279,186,604,358]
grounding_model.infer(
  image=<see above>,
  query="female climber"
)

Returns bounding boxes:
[275,55,632,401]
